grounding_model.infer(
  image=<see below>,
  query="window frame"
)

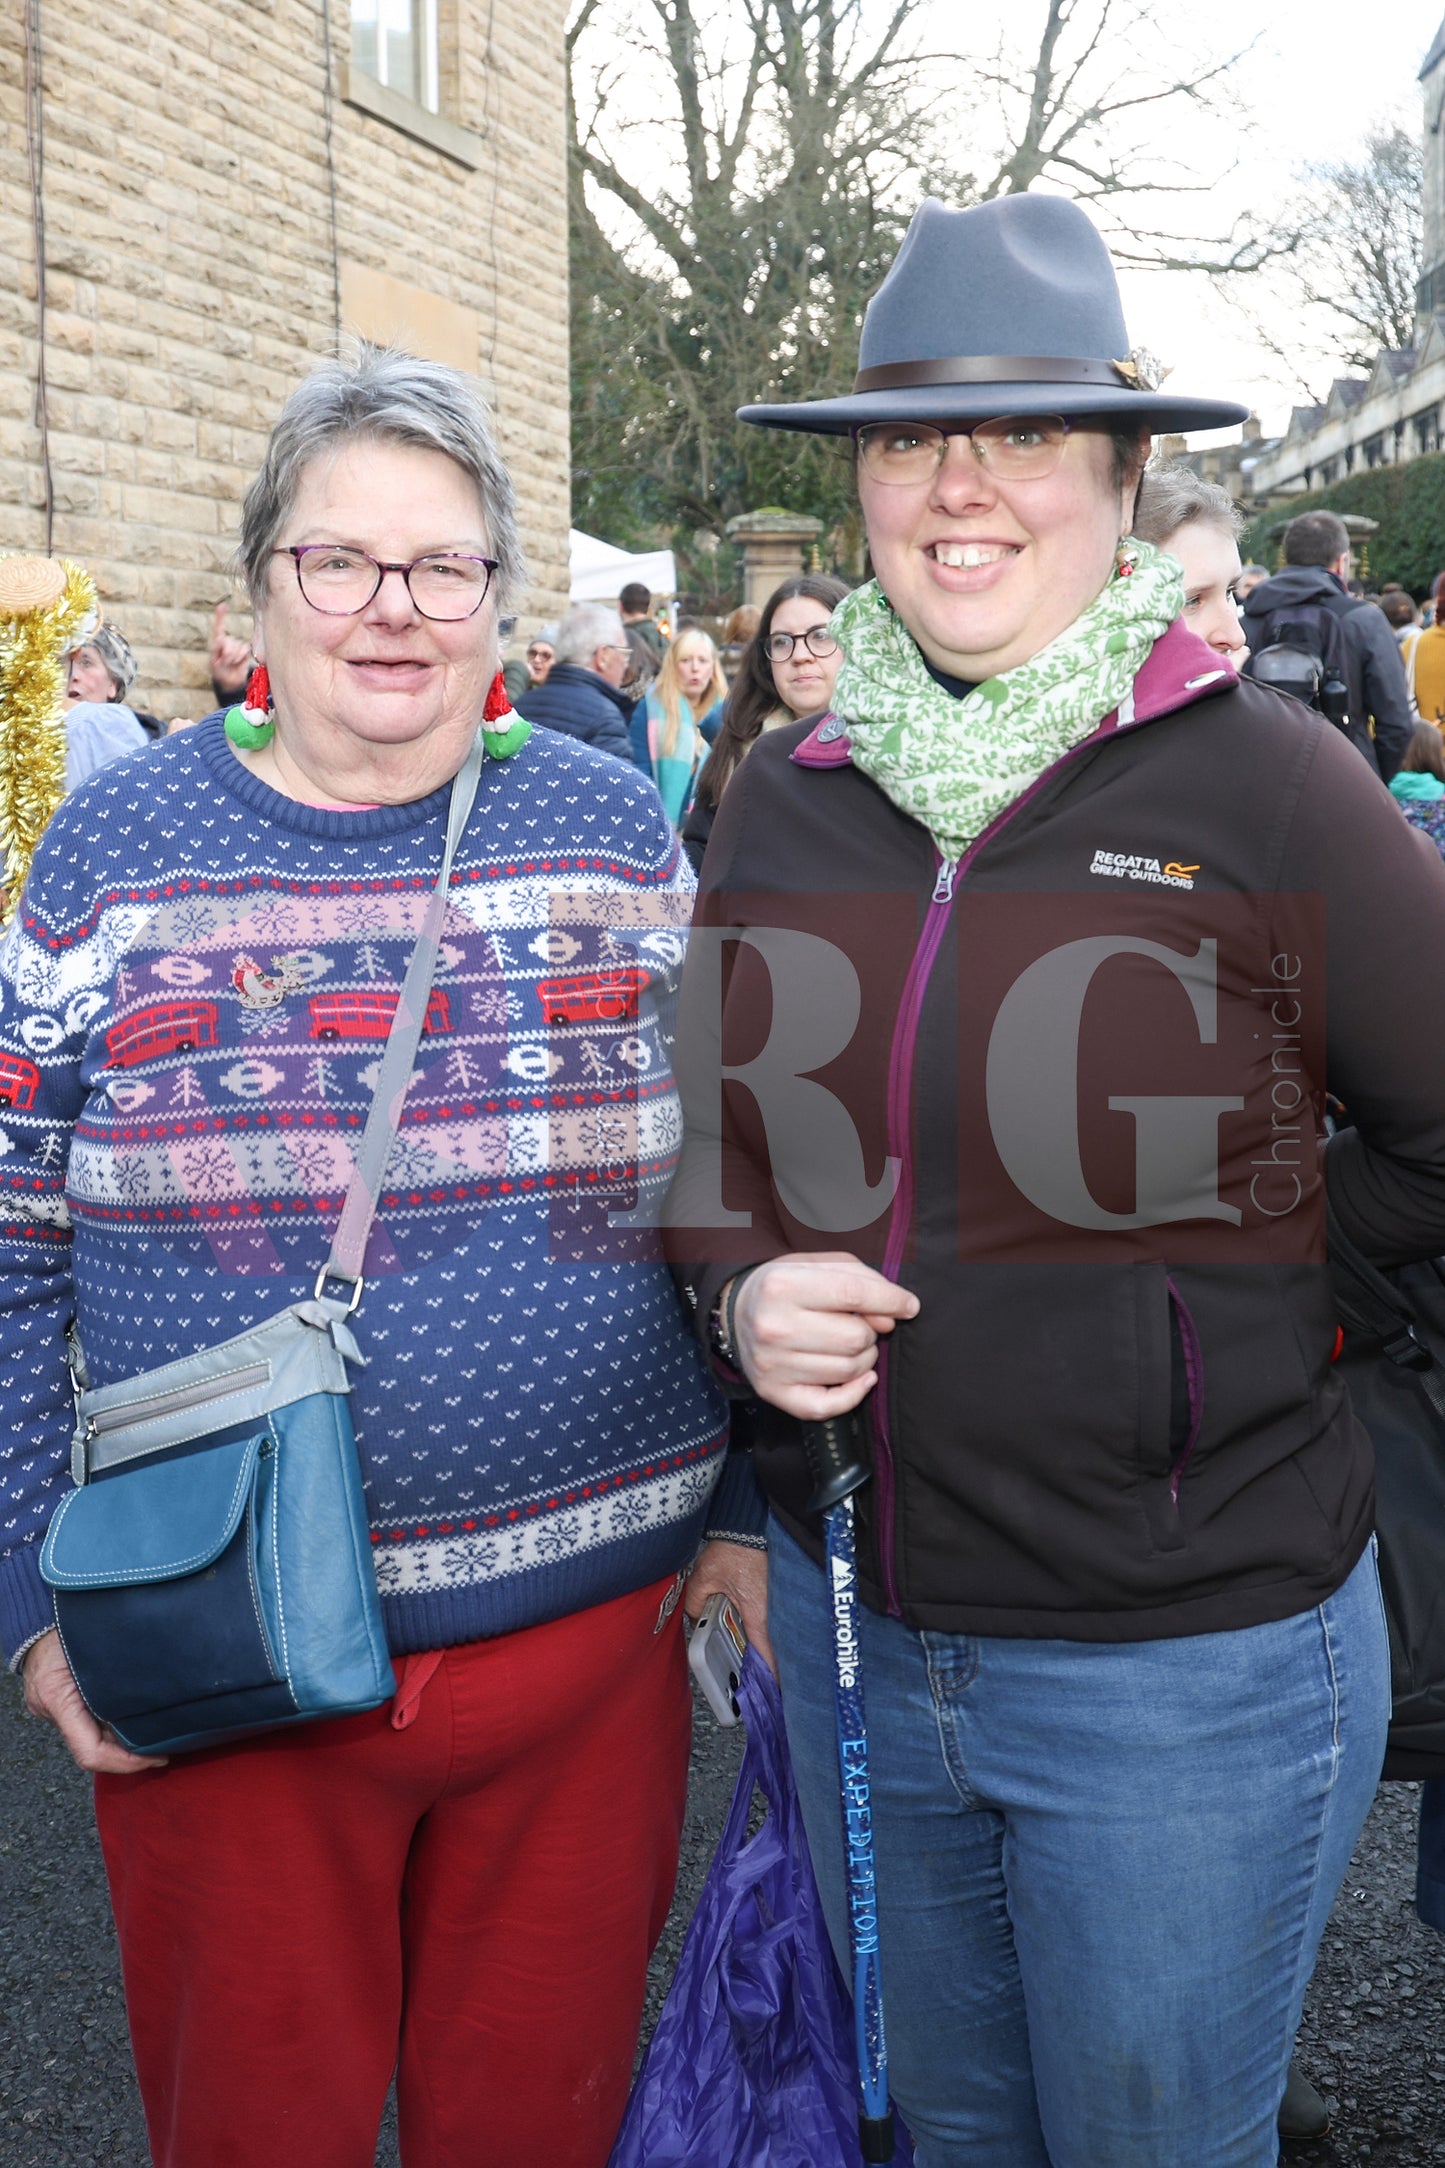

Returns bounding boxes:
[351,0,440,116]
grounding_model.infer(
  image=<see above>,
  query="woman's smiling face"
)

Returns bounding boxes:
[858,420,1143,679]
[253,438,498,771]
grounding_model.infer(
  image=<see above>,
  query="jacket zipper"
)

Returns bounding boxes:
[868,733,1111,1615]
[870,854,957,1610]
[1165,1277,1204,1508]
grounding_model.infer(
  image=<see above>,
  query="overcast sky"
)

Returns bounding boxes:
[1109,0,1445,444]
[574,0,1445,447]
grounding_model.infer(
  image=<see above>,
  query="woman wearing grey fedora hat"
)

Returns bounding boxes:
[670,191,1445,2166]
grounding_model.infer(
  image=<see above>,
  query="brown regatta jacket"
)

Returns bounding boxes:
[666,619,1445,1640]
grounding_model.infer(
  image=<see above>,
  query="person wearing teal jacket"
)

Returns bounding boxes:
[633,626,726,824]
[1390,723,1445,858]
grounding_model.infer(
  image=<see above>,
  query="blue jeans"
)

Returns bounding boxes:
[769,1521,1389,2168]
[1417,1781,1445,1930]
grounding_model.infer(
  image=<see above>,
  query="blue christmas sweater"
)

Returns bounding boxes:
[0,714,746,1667]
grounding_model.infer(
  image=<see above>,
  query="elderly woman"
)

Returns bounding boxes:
[525,623,557,683]
[60,620,156,786]
[670,196,1445,2166]
[64,619,138,708]
[3,344,741,2168]
[65,619,165,740]
[1132,463,1248,665]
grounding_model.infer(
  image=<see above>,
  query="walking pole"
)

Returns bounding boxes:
[804,1412,895,2167]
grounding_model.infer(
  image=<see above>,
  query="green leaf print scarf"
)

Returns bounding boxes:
[831,539,1184,863]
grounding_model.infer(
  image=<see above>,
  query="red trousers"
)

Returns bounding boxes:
[94,1575,691,2168]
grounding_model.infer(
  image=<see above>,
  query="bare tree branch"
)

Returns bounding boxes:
[568,0,1268,598]
[1222,122,1421,375]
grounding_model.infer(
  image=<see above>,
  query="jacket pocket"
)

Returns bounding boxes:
[1135,1265,1197,1554]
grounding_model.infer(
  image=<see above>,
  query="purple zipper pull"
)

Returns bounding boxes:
[932,858,958,906]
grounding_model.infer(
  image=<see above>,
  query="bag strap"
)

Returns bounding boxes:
[1327,1200,1421,1349]
[317,732,485,1306]
[1325,1201,1445,1422]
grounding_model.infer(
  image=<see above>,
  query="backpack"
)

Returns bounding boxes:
[1245,595,1354,729]
[623,623,660,700]
[1327,1205,1445,1780]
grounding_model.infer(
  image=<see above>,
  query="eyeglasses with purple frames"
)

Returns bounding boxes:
[275,545,500,621]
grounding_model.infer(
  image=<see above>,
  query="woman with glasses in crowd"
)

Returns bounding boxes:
[683,574,849,873]
[3,342,732,2168]
[670,194,1445,2166]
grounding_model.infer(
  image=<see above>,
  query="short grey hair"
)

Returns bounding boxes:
[236,341,526,611]
[1132,463,1244,548]
[555,603,624,668]
[63,620,138,697]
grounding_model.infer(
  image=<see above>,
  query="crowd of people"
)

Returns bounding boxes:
[6,188,1445,2168]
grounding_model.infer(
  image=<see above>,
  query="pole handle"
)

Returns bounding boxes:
[802,1411,870,1513]
[859,2111,896,2164]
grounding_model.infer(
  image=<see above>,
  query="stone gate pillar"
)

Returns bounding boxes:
[725,512,825,610]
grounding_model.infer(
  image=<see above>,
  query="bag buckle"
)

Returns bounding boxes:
[313,1267,365,1316]
[1384,1323,1434,1372]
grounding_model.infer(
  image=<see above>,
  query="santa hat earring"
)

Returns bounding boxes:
[480,668,531,759]
[224,664,275,749]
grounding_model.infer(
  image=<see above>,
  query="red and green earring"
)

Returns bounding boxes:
[480,669,530,758]
[224,664,275,749]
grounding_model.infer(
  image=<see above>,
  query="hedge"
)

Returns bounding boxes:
[1239,454,1445,597]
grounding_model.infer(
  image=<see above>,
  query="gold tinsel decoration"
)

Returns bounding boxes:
[0,555,97,924]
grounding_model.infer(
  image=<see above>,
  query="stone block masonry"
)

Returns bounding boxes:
[0,0,571,716]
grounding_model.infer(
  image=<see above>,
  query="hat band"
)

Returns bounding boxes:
[852,355,1136,395]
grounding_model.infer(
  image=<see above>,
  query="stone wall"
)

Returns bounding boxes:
[0,0,570,716]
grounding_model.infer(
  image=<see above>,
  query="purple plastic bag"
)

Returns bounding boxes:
[611,1647,912,2168]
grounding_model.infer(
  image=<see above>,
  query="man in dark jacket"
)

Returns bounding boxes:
[1241,510,1412,781]
[513,604,635,764]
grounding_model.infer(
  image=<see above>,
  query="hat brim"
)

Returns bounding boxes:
[738,383,1250,436]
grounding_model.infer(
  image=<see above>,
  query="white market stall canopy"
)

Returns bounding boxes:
[568,529,677,606]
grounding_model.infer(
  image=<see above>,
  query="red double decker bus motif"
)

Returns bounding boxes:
[535,968,649,1025]
[308,988,453,1040]
[0,1053,41,1109]
[105,1002,221,1069]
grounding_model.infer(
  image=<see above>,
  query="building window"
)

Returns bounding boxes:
[351,0,439,112]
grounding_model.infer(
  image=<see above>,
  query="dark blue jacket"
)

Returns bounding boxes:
[1242,566,1412,782]
[515,664,633,764]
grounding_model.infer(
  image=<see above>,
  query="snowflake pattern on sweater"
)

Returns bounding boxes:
[0,716,727,1664]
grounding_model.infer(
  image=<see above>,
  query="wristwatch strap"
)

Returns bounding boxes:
[708,1265,761,1373]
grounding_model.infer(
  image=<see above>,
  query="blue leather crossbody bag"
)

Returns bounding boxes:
[38,738,483,1756]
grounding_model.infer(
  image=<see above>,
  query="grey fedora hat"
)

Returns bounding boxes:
[739,194,1248,437]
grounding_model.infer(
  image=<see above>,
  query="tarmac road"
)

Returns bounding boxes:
[2,1668,1442,2165]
